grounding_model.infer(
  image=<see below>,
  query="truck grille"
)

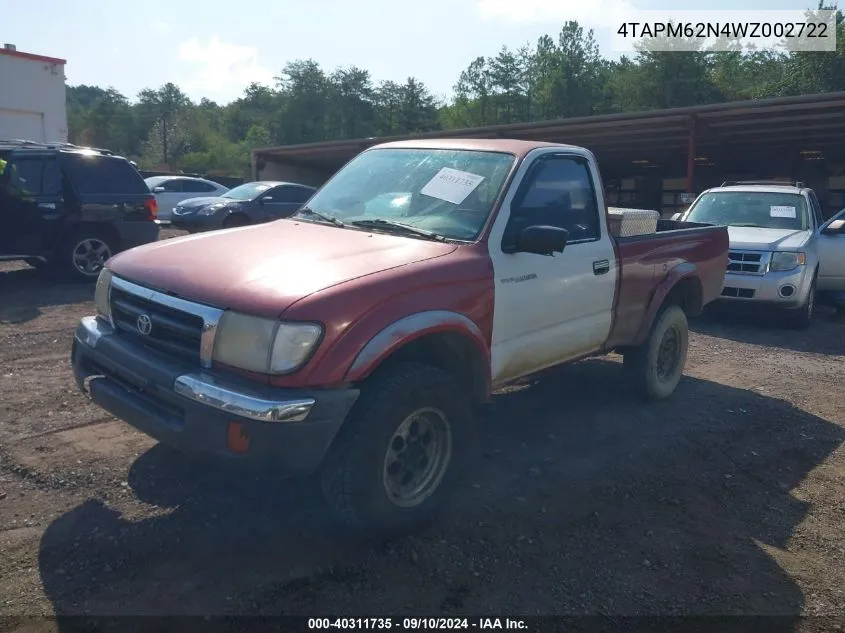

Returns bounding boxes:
[108,277,223,367]
[727,250,767,275]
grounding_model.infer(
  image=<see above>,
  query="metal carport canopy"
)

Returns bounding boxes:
[252,91,845,186]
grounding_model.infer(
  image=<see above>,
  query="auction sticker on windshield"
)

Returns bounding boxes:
[770,205,797,218]
[421,168,485,205]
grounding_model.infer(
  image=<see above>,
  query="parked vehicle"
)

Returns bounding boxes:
[72,139,728,535]
[144,175,229,223]
[673,181,845,329]
[0,141,159,281]
[818,207,845,309]
[169,180,316,232]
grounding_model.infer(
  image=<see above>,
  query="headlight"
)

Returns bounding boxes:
[770,251,806,272]
[94,268,112,322]
[212,311,322,373]
[198,203,228,216]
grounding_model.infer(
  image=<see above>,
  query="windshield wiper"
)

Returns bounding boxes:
[296,206,347,227]
[350,218,446,241]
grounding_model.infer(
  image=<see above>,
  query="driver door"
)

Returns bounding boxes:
[2,154,60,255]
[257,185,309,221]
[487,152,618,385]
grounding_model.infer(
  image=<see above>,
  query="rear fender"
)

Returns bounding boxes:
[633,262,699,344]
[345,310,490,387]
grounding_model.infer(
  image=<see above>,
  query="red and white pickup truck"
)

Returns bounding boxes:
[72,139,728,535]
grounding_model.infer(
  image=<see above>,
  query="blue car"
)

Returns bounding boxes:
[171,181,316,232]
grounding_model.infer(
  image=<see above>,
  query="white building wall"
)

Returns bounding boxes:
[0,48,67,143]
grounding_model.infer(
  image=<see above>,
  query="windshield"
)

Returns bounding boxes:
[685,191,809,230]
[295,148,516,241]
[223,182,271,201]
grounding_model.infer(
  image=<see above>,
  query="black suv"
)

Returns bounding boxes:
[0,141,160,281]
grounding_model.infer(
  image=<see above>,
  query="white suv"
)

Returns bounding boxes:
[676,181,845,329]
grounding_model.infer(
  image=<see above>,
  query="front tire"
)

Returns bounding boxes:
[623,304,689,401]
[784,276,816,330]
[320,362,471,537]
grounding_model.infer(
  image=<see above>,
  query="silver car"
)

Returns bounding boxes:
[675,181,845,329]
[145,176,230,222]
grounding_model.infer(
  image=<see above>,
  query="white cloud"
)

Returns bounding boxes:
[176,36,275,102]
[476,0,638,28]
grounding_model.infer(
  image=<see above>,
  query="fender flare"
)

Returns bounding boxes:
[634,262,700,344]
[345,310,490,386]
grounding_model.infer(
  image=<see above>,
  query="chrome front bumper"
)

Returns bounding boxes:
[75,316,315,423]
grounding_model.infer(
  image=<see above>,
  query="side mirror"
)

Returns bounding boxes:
[515,225,568,255]
[152,186,165,193]
[670,212,682,221]
[822,219,845,235]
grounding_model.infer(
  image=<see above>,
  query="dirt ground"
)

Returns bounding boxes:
[0,231,844,630]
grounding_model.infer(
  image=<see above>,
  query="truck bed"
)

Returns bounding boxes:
[605,219,729,349]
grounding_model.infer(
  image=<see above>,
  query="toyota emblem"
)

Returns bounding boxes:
[136,314,153,336]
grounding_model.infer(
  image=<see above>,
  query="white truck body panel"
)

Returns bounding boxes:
[487,147,618,386]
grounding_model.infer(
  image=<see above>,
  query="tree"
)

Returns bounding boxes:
[275,59,331,144]
[137,83,192,166]
[62,8,845,177]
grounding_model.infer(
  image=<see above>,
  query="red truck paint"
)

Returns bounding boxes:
[107,139,727,393]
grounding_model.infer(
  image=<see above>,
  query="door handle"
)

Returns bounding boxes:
[593,259,610,275]
[37,202,56,210]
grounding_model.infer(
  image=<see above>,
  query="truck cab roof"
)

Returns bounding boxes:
[373,138,588,157]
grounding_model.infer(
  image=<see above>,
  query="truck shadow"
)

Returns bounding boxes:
[690,309,845,357]
[0,266,94,325]
[37,359,843,627]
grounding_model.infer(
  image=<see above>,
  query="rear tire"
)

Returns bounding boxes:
[222,214,250,228]
[623,304,689,401]
[784,276,816,330]
[57,230,116,282]
[320,362,472,538]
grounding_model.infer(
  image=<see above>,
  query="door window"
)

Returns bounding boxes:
[159,179,184,193]
[504,155,600,248]
[183,179,217,193]
[6,158,44,197]
[263,186,287,202]
[42,159,62,196]
[63,155,149,195]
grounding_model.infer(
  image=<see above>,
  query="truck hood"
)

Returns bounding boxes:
[107,220,458,317]
[727,226,812,251]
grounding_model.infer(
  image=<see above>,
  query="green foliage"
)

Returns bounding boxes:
[66,8,844,177]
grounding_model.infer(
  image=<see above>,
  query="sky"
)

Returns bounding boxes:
[2,0,820,104]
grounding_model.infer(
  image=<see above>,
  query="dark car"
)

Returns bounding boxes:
[170,180,315,233]
[0,141,159,281]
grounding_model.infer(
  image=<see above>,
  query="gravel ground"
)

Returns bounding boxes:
[0,233,843,631]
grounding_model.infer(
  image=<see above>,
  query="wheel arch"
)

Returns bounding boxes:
[634,264,702,345]
[344,311,491,404]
